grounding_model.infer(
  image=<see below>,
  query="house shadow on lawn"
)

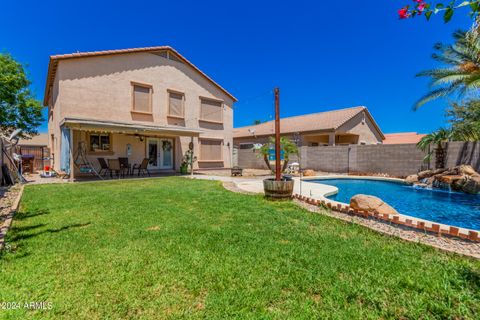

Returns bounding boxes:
[9,222,92,242]
[14,209,50,221]
[459,266,480,292]
[2,220,91,260]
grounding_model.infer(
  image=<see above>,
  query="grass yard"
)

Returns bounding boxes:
[1,177,479,319]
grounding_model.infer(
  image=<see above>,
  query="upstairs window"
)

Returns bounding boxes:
[200,98,223,123]
[168,90,185,118]
[132,82,152,113]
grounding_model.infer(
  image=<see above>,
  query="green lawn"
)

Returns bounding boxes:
[1,178,479,319]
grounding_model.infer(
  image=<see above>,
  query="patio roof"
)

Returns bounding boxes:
[60,117,203,136]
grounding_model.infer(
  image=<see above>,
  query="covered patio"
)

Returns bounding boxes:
[302,131,361,146]
[59,118,202,181]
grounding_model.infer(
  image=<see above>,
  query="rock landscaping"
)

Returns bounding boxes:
[406,165,480,194]
[0,185,23,250]
[350,194,399,216]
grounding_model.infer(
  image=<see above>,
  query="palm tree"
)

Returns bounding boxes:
[447,99,480,141]
[258,137,299,173]
[414,30,480,109]
[417,128,452,169]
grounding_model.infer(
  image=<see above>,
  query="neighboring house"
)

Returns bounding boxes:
[234,106,384,148]
[17,133,49,172]
[18,133,48,147]
[44,46,237,178]
[383,132,426,145]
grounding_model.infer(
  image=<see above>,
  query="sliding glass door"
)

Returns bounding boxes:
[146,138,174,170]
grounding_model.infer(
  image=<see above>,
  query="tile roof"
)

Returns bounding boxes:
[18,133,48,146]
[383,132,426,145]
[234,106,384,138]
[43,46,237,106]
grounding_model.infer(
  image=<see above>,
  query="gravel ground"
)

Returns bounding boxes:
[196,169,333,178]
[0,186,21,226]
[0,185,23,250]
[196,169,272,177]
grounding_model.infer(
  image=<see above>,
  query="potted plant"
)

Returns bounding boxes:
[180,162,188,175]
[180,149,196,175]
[258,136,299,199]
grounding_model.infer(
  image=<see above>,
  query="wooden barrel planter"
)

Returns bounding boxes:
[263,177,294,200]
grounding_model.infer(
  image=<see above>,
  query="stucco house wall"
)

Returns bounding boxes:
[336,111,383,145]
[47,49,235,173]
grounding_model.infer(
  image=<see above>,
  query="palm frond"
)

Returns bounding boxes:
[413,81,463,110]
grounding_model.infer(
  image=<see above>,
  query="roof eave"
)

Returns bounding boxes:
[233,128,336,139]
[43,46,237,106]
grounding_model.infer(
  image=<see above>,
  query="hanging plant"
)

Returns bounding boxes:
[162,140,172,152]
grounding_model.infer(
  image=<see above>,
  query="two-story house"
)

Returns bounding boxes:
[44,46,237,179]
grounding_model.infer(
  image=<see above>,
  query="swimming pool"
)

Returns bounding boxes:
[310,178,480,230]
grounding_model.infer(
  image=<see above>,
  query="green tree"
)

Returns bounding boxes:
[0,53,43,136]
[414,30,480,109]
[253,120,262,125]
[258,137,299,173]
[417,128,452,169]
[447,99,480,140]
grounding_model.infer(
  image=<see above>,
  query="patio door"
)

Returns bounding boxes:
[147,138,174,170]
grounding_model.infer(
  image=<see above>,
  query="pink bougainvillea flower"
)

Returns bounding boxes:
[417,2,426,12]
[398,7,410,19]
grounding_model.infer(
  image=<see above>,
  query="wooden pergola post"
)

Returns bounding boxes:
[274,88,281,181]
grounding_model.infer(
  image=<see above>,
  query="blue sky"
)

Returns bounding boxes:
[0,1,473,134]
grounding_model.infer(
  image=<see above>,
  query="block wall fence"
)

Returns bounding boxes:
[236,141,480,177]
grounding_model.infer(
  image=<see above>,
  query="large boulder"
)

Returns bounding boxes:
[412,165,479,194]
[302,169,316,177]
[461,175,480,194]
[405,174,418,184]
[433,168,448,175]
[457,165,477,176]
[350,194,399,216]
[437,174,464,185]
[417,170,434,180]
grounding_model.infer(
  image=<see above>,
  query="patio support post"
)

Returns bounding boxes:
[69,128,74,182]
[190,136,194,178]
[328,132,335,146]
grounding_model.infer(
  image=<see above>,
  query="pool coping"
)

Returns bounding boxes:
[297,175,480,242]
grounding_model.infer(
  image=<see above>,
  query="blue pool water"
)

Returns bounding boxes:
[311,178,480,230]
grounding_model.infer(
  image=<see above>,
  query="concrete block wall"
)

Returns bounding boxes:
[297,144,426,176]
[351,144,426,176]
[237,149,268,169]
[301,146,350,173]
[237,141,480,177]
[445,142,480,171]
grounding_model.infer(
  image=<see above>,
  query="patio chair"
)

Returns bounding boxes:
[107,159,123,178]
[132,158,151,177]
[97,157,109,176]
[118,157,131,176]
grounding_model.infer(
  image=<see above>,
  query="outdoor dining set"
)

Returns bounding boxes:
[97,157,151,178]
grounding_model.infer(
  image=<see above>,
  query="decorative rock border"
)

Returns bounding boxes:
[293,194,480,242]
[0,185,24,250]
